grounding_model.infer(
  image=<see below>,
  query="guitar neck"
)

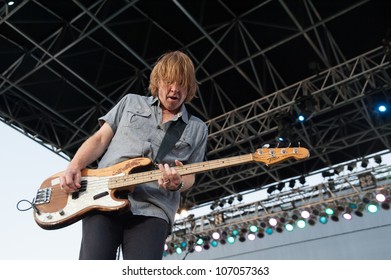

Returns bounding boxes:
[109,154,254,190]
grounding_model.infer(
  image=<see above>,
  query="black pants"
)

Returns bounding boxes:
[79,211,170,260]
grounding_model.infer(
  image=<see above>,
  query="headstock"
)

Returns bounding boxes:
[252,147,310,166]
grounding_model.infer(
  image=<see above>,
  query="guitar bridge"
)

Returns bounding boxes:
[34,188,52,205]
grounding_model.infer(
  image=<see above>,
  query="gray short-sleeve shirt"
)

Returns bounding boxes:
[98,93,208,226]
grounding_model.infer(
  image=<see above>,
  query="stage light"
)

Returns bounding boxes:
[194,245,203,252]
[354,204,365,217]
[367,202,379,213]
[277,182,285,191]
[381,202,390,210]
[289,179,296,188]
[219,199,226,207]
[322,171,333,177]
[268,217,278,227]
[374,155,382,164]
[375,192,386,203]
[298,114,305,122]
[299,175,306,185]
[257,231,265,238]
[249,225,258,233]
[342,208,353,220]
[227,236,235,244]
[285,223,294,232]
[176,247,183,254]
[196,237,204,245]
[212,231,221,240]
[291,210,300,221]
[210,201,218,210]
[325,206,334,215]
[247,233,256,241]
[275,225,284,233]
[211,240,219,247]
[265,227,273,235]
[307,216,316,226]
[361,158,369,168]
[301,209,310,219]
[377,104,387,112]
[237,194,243,202]
[238,234,246,242]
[296,219,306,229]
[231,228,240,237]
[267,185,276,194]
[311,205,321,216]
[228,196,234,205]
[347,162,356,171]
[334,166,344,175]
[319,215,328,224]
[330,211,340,222]
[362,193,373,204]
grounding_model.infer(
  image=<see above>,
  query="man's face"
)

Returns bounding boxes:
[158,79,188,113]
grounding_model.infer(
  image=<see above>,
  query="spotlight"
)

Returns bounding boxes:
[366,202,379,213]
[237,194,243,202]
[267,185,276,194]
[284,222,294,232]
[210,201,218,210]
[354,204,365,217]
[322,171,333,177]
[277,182,285,191]
[347,162,356,171]
[228,196,235,205]
[289,179,296,188]
[377,104,388,113]
[265,227,273,235]
[300,209,311,219]
[247,233,256,241]
[219,199,226,208]
[268,217,278,227]
[211,231,221,240]
[342,208,353,220]
[319,215,328,224]
[334,166,344,175]
[374,155,382,164]
[249,225,258,233]
[361,158,369,168]
[299,175,306,185]
[296,219,306,228]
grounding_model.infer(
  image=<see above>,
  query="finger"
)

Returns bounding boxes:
[175,160,183,167]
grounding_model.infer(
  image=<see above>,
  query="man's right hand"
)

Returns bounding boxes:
[60,167,82,193]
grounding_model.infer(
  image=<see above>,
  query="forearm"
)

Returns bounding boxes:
[180,174,195,192]
[68,122,114,170]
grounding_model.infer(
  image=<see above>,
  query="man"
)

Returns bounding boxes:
[60,51,208,260]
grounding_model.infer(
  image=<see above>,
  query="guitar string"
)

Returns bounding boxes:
[43,150,306,200]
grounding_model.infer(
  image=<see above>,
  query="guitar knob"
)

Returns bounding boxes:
[46,214,52,220]
[59,210,65,216]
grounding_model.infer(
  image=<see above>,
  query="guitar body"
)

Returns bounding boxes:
[34,157,152,230]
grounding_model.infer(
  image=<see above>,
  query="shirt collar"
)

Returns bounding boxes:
[150,96,190,124]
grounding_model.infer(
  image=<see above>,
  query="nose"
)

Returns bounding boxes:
[170,82,180,93]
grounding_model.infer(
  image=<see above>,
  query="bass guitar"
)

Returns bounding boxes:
[33,147,309,230]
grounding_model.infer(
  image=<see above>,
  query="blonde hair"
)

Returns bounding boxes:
[149,51,198,102]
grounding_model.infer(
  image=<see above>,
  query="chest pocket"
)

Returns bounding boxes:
[170,132,192,162]
[124,109,151,129]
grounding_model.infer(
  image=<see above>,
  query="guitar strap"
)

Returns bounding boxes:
[154,116,188,164]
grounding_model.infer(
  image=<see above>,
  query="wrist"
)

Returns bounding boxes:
[170,181,184,192]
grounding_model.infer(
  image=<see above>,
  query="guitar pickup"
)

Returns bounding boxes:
[71,180,88,199]
[93,191,109,200]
